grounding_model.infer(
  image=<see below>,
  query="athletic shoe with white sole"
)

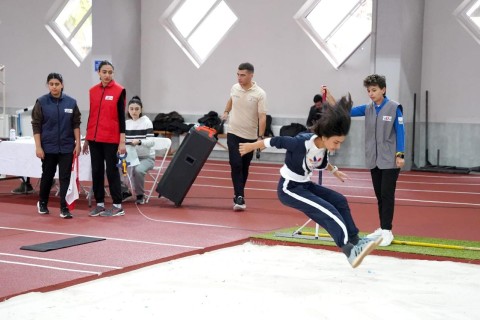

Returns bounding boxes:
[233,196,246,211]
[89,206,105,217]
[379,229,394,246]
[366,228,383,239]
[100,207,125,217]
[347,237,382,268]
[37,201,49,215]
[60,207,73,219]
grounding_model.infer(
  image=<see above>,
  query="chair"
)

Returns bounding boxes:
[145,137,171,203]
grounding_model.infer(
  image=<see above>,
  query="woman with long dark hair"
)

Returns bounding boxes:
[239,95,381,268]
[82,60,126,217]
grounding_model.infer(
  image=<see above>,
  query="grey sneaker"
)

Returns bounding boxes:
[233,196,246,211]
[89,206,105,217]
[37,201,49,215]
[357,236,383,247]
[60,208,73,219]
[100,207,125,217]
[347,237,382,268]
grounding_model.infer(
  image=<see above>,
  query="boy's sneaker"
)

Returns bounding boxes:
[366,228,383,239]
[367,228,394,246]
[60,208,73,219]
[379,229,394,246]
[135,195,145,205]
[233,196,246,211]
[12,182,34,194]
[347,237,382,268]
[100,207,125,217]
[89,206,105,217]
[37,201,49,215]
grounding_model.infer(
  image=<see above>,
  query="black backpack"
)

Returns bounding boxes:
[264,115,274,137]
[198,111,224,134]
[279,123,307,137]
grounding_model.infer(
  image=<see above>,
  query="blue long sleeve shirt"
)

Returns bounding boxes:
[351,96,405,153]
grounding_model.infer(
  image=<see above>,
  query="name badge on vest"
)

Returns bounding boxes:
[382,116,392,121]
[64,108,73,113]
[105,95,114,100]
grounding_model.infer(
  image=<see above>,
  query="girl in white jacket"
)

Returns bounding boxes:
[124,96,155,204]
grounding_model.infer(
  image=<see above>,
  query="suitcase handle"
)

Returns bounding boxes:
[195,125,217,138]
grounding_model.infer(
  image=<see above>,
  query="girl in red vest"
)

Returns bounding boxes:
[82,60,126,217]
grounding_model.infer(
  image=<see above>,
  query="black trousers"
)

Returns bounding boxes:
[370,167,400,230]
[39,153,73,209]
[88,141,122,205]
[227,133,257,198]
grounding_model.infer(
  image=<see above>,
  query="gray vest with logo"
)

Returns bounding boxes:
[364,100,400,169]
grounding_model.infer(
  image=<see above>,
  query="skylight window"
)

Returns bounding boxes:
[295,0,372,69]
[46,0,92,67]
[162,0,238,68]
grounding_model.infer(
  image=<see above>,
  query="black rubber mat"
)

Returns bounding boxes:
[20,236,106,252]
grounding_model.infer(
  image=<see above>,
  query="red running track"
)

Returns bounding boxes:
[0,159,479,301]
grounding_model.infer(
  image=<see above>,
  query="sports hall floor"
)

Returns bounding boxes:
[0,158,479,301]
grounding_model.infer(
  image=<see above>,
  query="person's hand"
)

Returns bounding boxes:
[74,143,81,156]
[82,140,89,155]
[239,142,254,156]
[35,146,45,160]
[118,142,126,155]
[396,157,405,168]
[333,170,348,182]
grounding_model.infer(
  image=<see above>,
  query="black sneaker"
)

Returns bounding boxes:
[135,195,145,205]
[233,196,246,211]
[60,208,73,219]
[11,182,34,194]
[37,201,49,215]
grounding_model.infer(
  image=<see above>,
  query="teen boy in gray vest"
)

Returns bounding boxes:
[350,74,405,246]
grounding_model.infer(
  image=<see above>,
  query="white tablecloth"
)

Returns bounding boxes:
[0,138,92,181]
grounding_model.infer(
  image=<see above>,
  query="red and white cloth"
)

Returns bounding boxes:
[66,154,79,210]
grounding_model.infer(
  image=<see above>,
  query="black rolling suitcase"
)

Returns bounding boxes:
[156,126,217,206]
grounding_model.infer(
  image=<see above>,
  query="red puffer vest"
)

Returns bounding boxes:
[86,80,125,143]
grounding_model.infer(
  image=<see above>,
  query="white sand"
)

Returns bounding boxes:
[0,243,479,320]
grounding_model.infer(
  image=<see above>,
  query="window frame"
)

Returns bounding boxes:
[45,0,92,67]
[294,0,372,69]
[161,0,238,68]
[454,0,480,45]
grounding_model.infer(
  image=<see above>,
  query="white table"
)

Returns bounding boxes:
[0,137,92,181]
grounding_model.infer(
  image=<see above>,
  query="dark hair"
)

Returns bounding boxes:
[313,94,323,103]
[312,94,352,138]
[47,72,63,84]
[363,74,386,96]
[127,95,143,119]
[98,60,114,71]
[238,62,254,73]
[46,72,64,93]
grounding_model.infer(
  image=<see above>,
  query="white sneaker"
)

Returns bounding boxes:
[366,228,382,239]
[379,229,394,246]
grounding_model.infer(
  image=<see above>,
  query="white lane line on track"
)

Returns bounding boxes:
[0,252,122,269]
[195,172,480,186]
[0,260,102,275]
[191,175,480,195]
[0,227,204,249]
[185,183,480,207]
